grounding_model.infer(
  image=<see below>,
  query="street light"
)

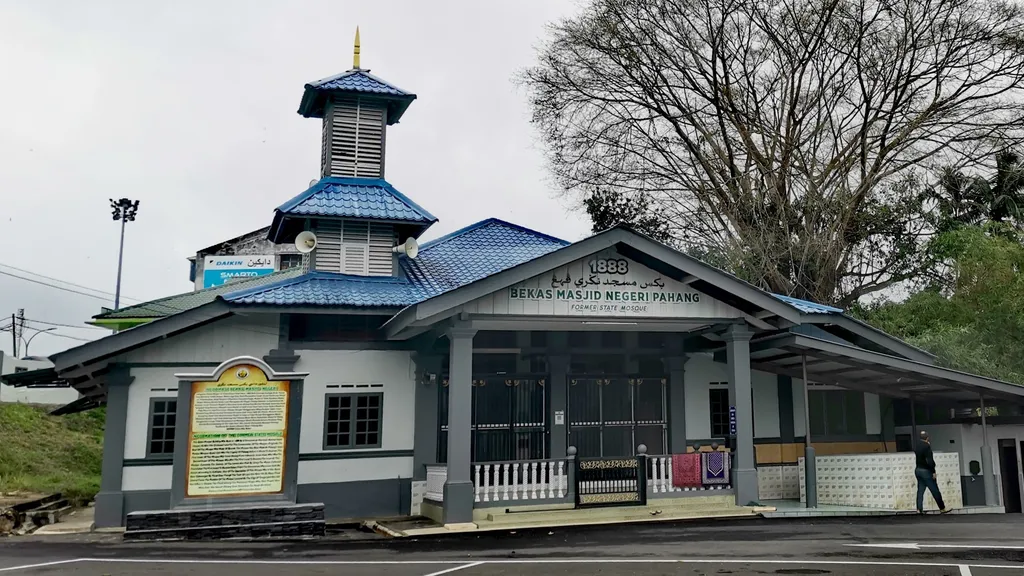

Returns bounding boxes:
[110,198,140,311]
[22,327,55,357]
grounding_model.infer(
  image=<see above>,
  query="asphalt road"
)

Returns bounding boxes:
[2,515,1024,575]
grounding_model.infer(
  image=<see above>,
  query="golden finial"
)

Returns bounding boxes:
[353,26,361,69]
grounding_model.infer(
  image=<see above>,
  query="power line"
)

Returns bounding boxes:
[0,262,142,303]
[0,269,116,303]
[24,318,107,331]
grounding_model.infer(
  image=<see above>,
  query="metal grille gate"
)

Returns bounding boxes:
[575,456,647,507]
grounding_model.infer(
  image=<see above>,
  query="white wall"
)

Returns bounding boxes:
[865,393,882,435]
[294,349,416,484]
[124,367,181,460]
[297,457,412,484]
[682,354,780,439]
[117,313,280,364]
[122,465,173,491]
[0,352,79,405]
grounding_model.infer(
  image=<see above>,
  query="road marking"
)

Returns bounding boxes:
[0,559,81,573]
[421,562,484,576]
[849,543,1024,551]
[959,565,972,576]
[56,558,1024,570]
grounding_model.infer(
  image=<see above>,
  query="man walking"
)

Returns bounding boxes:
[914,430,951,514]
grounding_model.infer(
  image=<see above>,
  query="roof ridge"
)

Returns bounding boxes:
[274,177,436,223]
[419,218,569,251]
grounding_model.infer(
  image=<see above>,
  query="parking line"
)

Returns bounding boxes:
[421,562,484,576]
[960,565,972,576]
[0,560,81,573]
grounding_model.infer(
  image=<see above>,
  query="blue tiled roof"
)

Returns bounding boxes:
[297,69,416,123]
[225,272,430,307]
[226,219,568,308]
[276,177,437,224]
[309,70,412,97]
[772,294,843,314]
[402,218,570,294]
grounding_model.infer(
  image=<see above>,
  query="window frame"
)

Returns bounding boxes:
[146,397,178,459]
[708,384,730,437]
[323,392,384,450]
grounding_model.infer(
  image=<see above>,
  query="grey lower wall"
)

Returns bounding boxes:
[962,475,1000,507]
[297,478,411,520]
[123,490,172,524]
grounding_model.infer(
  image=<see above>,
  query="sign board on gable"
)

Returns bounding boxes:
[462,249,744,319]
[203,255,276,289]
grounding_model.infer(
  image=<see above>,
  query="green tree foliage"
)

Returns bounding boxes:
[583,189,672,242]
[854,225,1024,384]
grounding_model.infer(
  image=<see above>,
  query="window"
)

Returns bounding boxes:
[279,254,303,270]
[147,398,177,457]
[324,393,382,449]
[709,385,730,437]
[13,367,27,373]
[808,390,866,436]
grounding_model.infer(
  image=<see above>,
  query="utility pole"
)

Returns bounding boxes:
[14,309,24,357]
[9,313,16,357]
[110,198,140,310]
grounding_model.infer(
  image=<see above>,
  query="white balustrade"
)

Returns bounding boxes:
[471,458,569,504]
[425,465,447,502]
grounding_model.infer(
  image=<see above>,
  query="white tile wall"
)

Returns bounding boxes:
[757,465,800,500]
[411,480,426,516]
[796,452,963,510]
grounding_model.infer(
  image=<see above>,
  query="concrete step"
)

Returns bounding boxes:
[485,503,754,525]
[477,507,758,530]
[124,503,326,542]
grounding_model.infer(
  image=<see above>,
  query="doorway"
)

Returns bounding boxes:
[998,439,1021,513]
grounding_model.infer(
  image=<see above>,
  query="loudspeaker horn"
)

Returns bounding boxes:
[392,237,419,259]
[295,231,318,253]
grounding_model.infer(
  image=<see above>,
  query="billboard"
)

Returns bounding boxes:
[203,255,275,289]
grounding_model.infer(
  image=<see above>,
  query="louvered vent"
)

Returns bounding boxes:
[320,117,330,178]
[312,220,342,272]
[322,98,386,178]
[311,219,395,277]
[368,223,395,275]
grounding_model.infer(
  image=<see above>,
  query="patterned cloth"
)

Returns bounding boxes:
[671,454,702,488]
[701,451,731,485]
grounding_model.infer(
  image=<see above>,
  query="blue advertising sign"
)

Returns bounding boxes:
[203,255,275,289]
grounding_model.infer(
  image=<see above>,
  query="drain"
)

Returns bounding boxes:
[774,570,831,575]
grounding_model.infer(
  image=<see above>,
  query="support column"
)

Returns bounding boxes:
[980,395,998,506]
[725,324,756,506]
[94,365,134,528]
[412,352,443,480]
[910,397,918,442]
[548,332,569,458]
[667,334,688,454]
[443,324,476,525]
[801,353,817,508]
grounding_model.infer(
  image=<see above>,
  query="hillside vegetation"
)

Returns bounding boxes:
[0,404,104,504]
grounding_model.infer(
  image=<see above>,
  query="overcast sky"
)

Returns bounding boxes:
[0,0,591,358]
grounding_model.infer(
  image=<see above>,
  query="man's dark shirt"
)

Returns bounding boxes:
[915,439,936,473]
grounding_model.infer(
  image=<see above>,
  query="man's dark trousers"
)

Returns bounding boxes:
[915,467,946,512]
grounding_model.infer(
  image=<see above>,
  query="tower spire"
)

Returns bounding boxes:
[353,27,361,69]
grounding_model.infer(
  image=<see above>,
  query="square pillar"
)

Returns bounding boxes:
[666,333,688,454]
[94,366,133,528]
[412,352,443,480]
[548,332,569,458]
[725,324,757,506]
[443,325,476,525]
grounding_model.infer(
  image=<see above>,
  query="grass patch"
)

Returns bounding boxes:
[0,404,104,504]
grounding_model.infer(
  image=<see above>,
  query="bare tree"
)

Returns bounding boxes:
[522,0,1024,305]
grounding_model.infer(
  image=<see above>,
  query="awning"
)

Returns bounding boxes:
[0,366,63,388]
[743,333,1024,404]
